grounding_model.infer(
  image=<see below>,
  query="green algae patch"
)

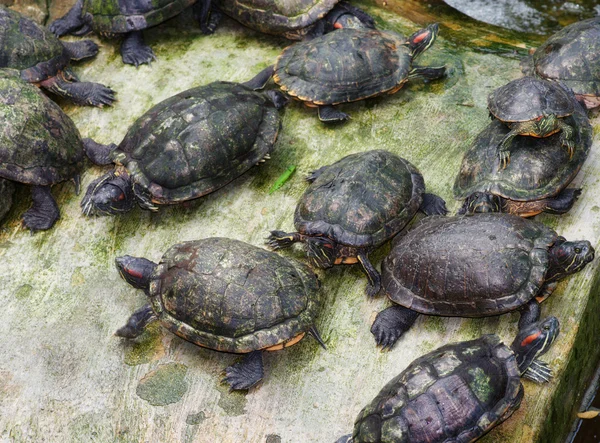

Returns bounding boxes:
[14,284,33,300]
[136,362,188,406]
[124,322,165,366]
[216,382,248,416]
[186,410,206,425]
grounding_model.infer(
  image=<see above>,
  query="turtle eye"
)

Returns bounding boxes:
[116,192,125,201]
[575,247,581,254]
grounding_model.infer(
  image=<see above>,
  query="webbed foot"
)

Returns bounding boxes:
[371,306,418,349]
[22,186,60,232]
[223,351,264,391]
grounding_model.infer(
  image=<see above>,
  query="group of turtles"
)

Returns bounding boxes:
[0,0,599,441]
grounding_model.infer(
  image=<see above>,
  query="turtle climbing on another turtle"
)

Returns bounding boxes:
[455,90,592,216]
[488,77,577,169]
[337,317,560,443]
[372,213,593,349]
[267,150,447,297]
[0,6,114,107]
[246,24,446,122]
[115,238,324,391]
[81,81,285,217]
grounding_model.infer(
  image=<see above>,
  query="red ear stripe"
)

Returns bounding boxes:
[334,22,343,29]
[125,267,144,279]
[412,31,430,44]
[520,331,542,347]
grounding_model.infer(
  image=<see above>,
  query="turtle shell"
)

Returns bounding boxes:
[488,77,574,122]
[350,335,523,442]
[454,96,592,202]
[0,70,84,185]
[294,150,425,249]
[218,0,339,40]
[148,238,320,354]
[382,214,557,316]
[274,29,411,105]
[81,0,197,33]
[112,81,280,205]
[0,178,14,223]
[0,7,70,83]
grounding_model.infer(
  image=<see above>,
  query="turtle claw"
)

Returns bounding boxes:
[498,149,510,170]
[562,138,575,159]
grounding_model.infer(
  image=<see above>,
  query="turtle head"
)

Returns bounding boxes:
[115,255,156,290]
[81,171,135,216]
[408,23,439,59]
[458,192,502,215]
[305,236,337,269]
[511,316,559,376]
[546,237,594,282]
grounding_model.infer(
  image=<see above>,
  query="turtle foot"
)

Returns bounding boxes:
[63,40,99,61]
[371,306,418,350]
[266,231,300,250]
[420,193,448,216]
[223,351,264,391]
[121,32,156,67]
[82,83,116,107]
[22,186,59,232]
[318,105,349,123]
[498,149,511,170]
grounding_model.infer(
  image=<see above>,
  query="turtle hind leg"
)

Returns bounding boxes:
[121,31,156,67]
[115,304,157,338]
[371,306,418,350]
[266,231,302,250]
[357,253,381,297]
[193,0,222,35]
[543,188,581,214]
[62,40,99,61]
[243,66,274,90]
[318,105,350,123]
[22,186,60,232]
[40,74,115,107]
[420,193,448,216]
[223,351,264,391]
[48,0,86,36]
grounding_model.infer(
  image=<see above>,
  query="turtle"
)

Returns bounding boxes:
[337,316,560,443]
[371,213,594,349]
[245,24,446,122]
[0,179,15,224]
[522,17,600,110]
[0,69,86,231]
[49,0,215,66]
[0,6,115,107]
[215,0,375,41]
[267,150,447,297]
[455,90,592,217]
[81,81,286,217]
[488,77,577,169]
[115,237,324,390]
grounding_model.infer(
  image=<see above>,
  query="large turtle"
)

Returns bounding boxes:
[246,24,446,122]
[49,0,213,66]
[0,6,114,107]
[0,69,86,231]
[488,77,576,169]
[215,0,375,40]
[337,317,560,443]
[371,213,593,349]
[455,90,592,216]
[267,150,447,297]
[115,237,324,390]
[81,81,285,216]
[522,17,600,110]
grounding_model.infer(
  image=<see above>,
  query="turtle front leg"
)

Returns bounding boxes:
[266,231,303,250]
[22,186,60,232]
[115,304,157,338]
[371,305,418,350]
[243,65,274,90]
[39,73,115,107]
[522,359,554,383]
[223,350,264,391]
[121,31,156,67]
[496,122,529,169]
[318,105,350,123]
[419,193,448,216]
[83,138,118,166]
[357,252,381,297]
[62,40,99,61]
[48,0,87,36]
[193,0,222,35]
[557,119,575,158]
[517,299,541,329]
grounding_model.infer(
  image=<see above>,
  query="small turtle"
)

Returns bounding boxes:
[246,24,446,122]
[267,150,447,297]
[115,237,324,390]
[215,0,375,40]
[0,6,114,107]
[488,77,576,169]
[49,0,213,66]
[372,213,593,349]
[81,81,285,217]
[337,317,560,443]
[522,17,600,110]
[0,179,15,224]
[455,92,592,216]
[0,69,86,231]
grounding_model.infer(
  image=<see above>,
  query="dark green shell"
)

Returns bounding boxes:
[111,81,280,205]
[294,150,425,248]
[0,178,14,223]
[218,0,339,39]
[382,214,557,316]
[148,238,320,354]
[350,335,522,442]
[0,7,69,82]
[0,70,84,185]
[454,97,592,201]
[274,29,411,105]
[488,77,574,122]
[82,0,197,33]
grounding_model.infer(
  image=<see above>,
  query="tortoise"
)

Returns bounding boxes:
[245,24,446,122]
[371,213,593,349]
[488,77,577,169]
[0,179,15,224]
[267,150,447,297]
[0,6,114,107]
[215,0,375,40]
[0,69,86,231]
[115,237,324,390]
[49,0,214,66]
[455,91,592,216]
[81,81,285,217]
[337,316,560,443]
[522,17,600,110]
